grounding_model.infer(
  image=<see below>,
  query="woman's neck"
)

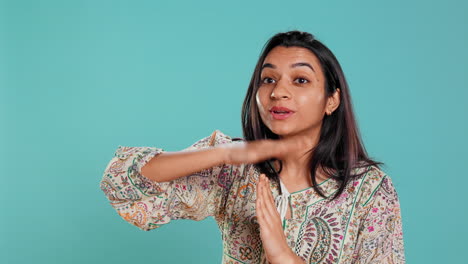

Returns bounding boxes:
[274,158,331,187]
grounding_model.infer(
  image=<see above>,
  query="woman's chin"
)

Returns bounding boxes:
[269,127,296,137]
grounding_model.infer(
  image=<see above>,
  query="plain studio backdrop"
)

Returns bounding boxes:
[1,0,467,263]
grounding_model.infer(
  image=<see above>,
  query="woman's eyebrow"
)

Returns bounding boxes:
[261,62,315,72]
[261,63,275,71]
[292,62,315,72]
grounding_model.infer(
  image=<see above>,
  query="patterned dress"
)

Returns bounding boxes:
[99,130,405,263]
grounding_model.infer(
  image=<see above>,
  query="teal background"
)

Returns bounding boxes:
[2,0,467,263]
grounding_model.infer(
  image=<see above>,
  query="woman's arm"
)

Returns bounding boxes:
[140,131,297,183]
[100,130,236,231]
[140,146,228,183]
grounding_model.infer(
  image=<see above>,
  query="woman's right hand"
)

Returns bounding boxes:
[219,137,306,165]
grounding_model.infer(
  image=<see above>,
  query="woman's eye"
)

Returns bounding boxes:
[295,77,309,84]
[262,77,275,84]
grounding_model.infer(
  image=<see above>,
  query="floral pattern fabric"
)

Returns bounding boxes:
[99,130,405,263]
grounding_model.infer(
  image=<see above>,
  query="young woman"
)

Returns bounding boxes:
[100,30,405,264]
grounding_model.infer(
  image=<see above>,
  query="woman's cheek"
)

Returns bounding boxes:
[255,91,267,113]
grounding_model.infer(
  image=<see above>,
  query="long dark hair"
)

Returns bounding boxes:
[240,30,383,200]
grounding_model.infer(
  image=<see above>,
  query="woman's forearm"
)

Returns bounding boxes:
[140,146,228,183]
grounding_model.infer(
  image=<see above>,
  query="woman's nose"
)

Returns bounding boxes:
[270,79,291,99]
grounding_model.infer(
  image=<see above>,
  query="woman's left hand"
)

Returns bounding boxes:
[256,173,305,264]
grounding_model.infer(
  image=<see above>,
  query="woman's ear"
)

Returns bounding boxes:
[327,88,341,113]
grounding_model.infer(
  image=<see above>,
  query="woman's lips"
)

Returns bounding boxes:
[270,110,295,120]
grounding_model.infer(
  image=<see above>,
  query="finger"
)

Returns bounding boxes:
[264,176,276,206]
[257,193,264,223]
[256,175,265,226]
[256,194,262,220]
[262,176,284,230]
[258,175,272,228]
[259,178,279,229]
[260,176,277,218]
[258,195,268,231]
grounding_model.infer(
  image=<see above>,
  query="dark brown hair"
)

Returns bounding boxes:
[240,30,383,200]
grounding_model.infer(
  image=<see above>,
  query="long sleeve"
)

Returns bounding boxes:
[99,130,235,231]
[352,175,406,263]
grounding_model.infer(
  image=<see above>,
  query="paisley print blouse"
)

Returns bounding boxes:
[99,130,405,263]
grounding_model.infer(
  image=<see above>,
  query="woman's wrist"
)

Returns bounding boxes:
[218,145,231,164]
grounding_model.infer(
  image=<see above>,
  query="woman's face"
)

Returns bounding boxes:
[256,46,336,138]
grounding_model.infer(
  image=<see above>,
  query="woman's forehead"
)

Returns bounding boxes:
[262,46,321,72]
[264,46,319,65]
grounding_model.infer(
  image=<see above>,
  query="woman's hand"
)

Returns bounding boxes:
[256,173,305,264]
[220,136,307,166]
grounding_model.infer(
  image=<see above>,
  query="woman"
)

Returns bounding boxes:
[100,30,405,263]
